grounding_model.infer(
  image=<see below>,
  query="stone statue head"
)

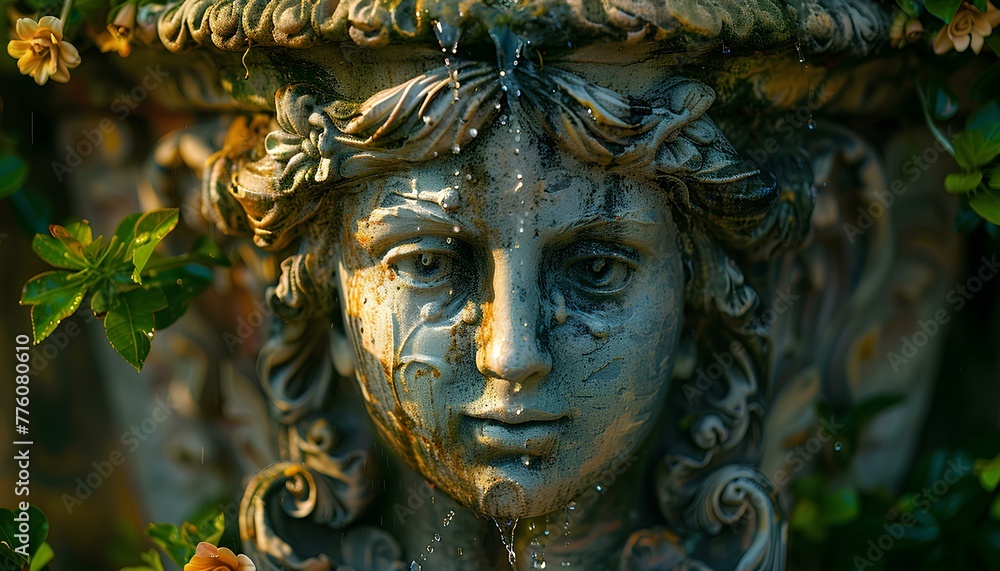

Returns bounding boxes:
[203,37,811,526]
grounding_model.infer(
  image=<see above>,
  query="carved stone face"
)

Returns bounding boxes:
[335,127,685,519]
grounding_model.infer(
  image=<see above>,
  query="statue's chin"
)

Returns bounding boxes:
[478,478,527,520]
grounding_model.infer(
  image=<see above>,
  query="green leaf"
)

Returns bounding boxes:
[190,512,225,547]
[24,506,47,561]
[0,510,28,567]
[896,0,924,16]
[47,224,86,260]
[119,549,164,571]
[790,498,825,542]
[0,154,28,199]
[973,0,988,11]
[976,454,1000,491]
[954,130,1000,170]
[131,209,179,283]
[924,0,964,22]
[62,220,94,246]
[82,235,106,264]
[927,76,960,121]
[29,543,54,571]
[111,212,143,265]
[145,524,191,567]
[822,487,861,525]
[946,171,984,194]
[31,234,88,270]
[146,265,214,329]
[970,188,1000,224]
[0,505,49,567]
[145,513,223,567]
[20,271,90,343]
[103,288,168,371]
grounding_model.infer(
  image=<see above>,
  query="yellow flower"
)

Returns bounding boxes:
[934,1,1000,55]
[96,2,135,57]
[184,542,256,571]
[6,16,81,85]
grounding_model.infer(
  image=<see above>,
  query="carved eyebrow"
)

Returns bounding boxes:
[548,212,662,240]
[356,203,466,253]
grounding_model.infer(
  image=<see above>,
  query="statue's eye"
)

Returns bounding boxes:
[565,253,635,295]
[391,251,455,288]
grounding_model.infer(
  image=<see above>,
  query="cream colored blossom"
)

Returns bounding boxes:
[7,16,81,85]
[184,543,256,571]
[934,1,1000,54]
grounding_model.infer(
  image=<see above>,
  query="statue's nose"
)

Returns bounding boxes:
[475,250,553,385]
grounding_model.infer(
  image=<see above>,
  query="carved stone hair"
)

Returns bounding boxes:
[203,38,814,570]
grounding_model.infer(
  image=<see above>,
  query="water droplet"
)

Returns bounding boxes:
[134,232,151,245]
[596,485,603,492]
[426,545,434,553]
[834,441,843,451]
[567,501,576,511]
[796,43,805,63]
[522,456,532,467]
[410,562,421,571]
[433,533,441,542]
[499,70,506,77]
[457,548,463,556]
[514,148,520,155]
[146,331,154,338]
[512,382,522,394]
[446,237,453,244]
[515,174,523,181]
[722,44,731,55]
[453,225,461,233]
[443,511,455,526]
[466,174,472,180]
[175,279,183,285]
[528,522,536,531]
[561,562,571,567]
[469,128,478,138]
[807,117,817,130]
[452,144,461,154]
[515,405,524,415]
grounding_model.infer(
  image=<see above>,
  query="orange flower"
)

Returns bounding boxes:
[184,543,256,571]
[6,16,81,85]
[933,1,1000,54]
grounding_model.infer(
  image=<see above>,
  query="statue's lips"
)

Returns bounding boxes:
[465,416,563,459]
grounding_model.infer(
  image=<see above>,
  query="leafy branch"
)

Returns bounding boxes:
[18,208,228,371]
